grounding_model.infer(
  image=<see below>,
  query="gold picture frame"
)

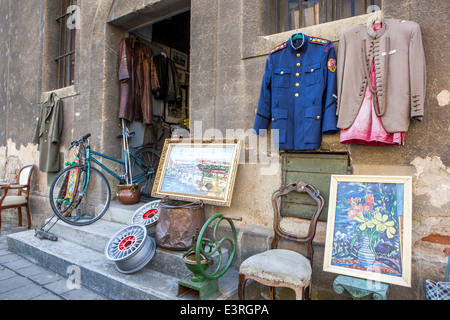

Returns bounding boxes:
[151,139,241,206]
[323,175,412,287]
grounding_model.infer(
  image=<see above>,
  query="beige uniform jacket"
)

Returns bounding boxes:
[336,19,426,133]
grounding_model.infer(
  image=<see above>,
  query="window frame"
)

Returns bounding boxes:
[241,10,382,61]
[276,0,382,33]
[55,0,77,89]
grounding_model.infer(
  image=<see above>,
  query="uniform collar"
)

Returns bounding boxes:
[289,33,308,51]
[366,19,388,38]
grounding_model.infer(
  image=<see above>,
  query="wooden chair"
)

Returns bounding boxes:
[0,165,35,231]
[238,181,324,300]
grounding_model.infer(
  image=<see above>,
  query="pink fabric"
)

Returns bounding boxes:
[340,23,405,146]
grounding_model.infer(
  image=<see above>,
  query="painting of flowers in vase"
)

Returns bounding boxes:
[324,175,412,287]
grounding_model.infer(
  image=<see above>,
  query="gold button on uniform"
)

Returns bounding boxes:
[295,83,299,87]
[296,73,300,77]
[316,116,320,120]
[280,71,284,75]
[296,53,301,57]
[295,93,299,97]
[297,63,301,67]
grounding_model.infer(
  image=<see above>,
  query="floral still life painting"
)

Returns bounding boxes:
[324,175,412,287]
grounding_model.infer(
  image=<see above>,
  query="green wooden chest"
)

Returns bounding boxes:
[282,153,350,221]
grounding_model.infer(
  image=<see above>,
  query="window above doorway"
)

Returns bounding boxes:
[276,0,382,33]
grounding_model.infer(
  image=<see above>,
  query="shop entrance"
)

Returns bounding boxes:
[124,10,191,148]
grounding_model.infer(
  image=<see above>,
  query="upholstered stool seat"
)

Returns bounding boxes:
[240,249,312,287]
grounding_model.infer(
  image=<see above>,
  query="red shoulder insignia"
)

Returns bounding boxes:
[308,36,329,45]
[270,42,287,54]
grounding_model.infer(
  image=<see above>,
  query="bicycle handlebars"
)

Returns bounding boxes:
[69,133,91,149]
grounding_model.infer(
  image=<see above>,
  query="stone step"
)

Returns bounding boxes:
[42,205,229,279]
[6,229,238,300]
[102,200,146,225]
[6,200,238,300]
[45,217,195,279]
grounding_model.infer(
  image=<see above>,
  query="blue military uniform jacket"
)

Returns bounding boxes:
[253,34,338,150]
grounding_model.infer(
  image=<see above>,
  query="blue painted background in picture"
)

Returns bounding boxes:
[331,182,404,277]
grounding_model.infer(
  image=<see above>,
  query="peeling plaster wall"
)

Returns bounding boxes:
[411,156,450,209]
[0,0,125,226]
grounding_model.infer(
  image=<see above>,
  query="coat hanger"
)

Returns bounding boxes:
[292,32,303,41]
[369,7,382,26]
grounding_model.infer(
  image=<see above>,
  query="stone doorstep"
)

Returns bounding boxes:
[39,201,230,279]
[6,200,238,300]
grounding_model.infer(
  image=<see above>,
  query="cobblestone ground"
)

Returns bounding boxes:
[0,221,108,300]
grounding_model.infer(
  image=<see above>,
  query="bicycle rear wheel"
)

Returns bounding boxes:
[131,147,160,198]
[49,164,111,226]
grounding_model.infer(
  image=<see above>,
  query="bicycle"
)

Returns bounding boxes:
[47,131,159,227]
[129,142,160,198]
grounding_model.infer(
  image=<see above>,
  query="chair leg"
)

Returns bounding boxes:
[17,207,22,226]
[269,286,276,300]
[25,205,31,230]
[304,285,310,300]
[294,287,304,300]
[238,273,247,300]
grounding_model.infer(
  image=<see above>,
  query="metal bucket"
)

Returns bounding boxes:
[155,199,205,251]
[105,224,156,274]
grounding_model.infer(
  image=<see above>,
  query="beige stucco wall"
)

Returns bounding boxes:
[0,0,449,299]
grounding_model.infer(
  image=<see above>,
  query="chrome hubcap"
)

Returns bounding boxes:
[105,224,156,274]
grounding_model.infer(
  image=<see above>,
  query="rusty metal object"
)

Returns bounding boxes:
[155,198,205,251]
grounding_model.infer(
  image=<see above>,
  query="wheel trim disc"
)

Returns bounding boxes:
[131,200,161,227]
[105,225,156,274]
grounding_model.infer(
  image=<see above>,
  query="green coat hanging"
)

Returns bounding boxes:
[32,92,64,173]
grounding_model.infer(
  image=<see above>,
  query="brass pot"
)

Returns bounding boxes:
[117,183,141,205]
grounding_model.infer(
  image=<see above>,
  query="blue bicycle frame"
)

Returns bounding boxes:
[85,143,154,185]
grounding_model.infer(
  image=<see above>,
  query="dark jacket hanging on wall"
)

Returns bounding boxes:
[32,92,64,173]
[154,53,182,103]
[118,38,161,124]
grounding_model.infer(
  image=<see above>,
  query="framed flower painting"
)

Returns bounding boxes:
[323,175,412,287]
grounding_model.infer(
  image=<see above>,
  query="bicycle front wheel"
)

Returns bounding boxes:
[49,164,111,226]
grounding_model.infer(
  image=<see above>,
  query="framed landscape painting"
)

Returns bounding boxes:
[152,139,241,206]
[323,175,412,287]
